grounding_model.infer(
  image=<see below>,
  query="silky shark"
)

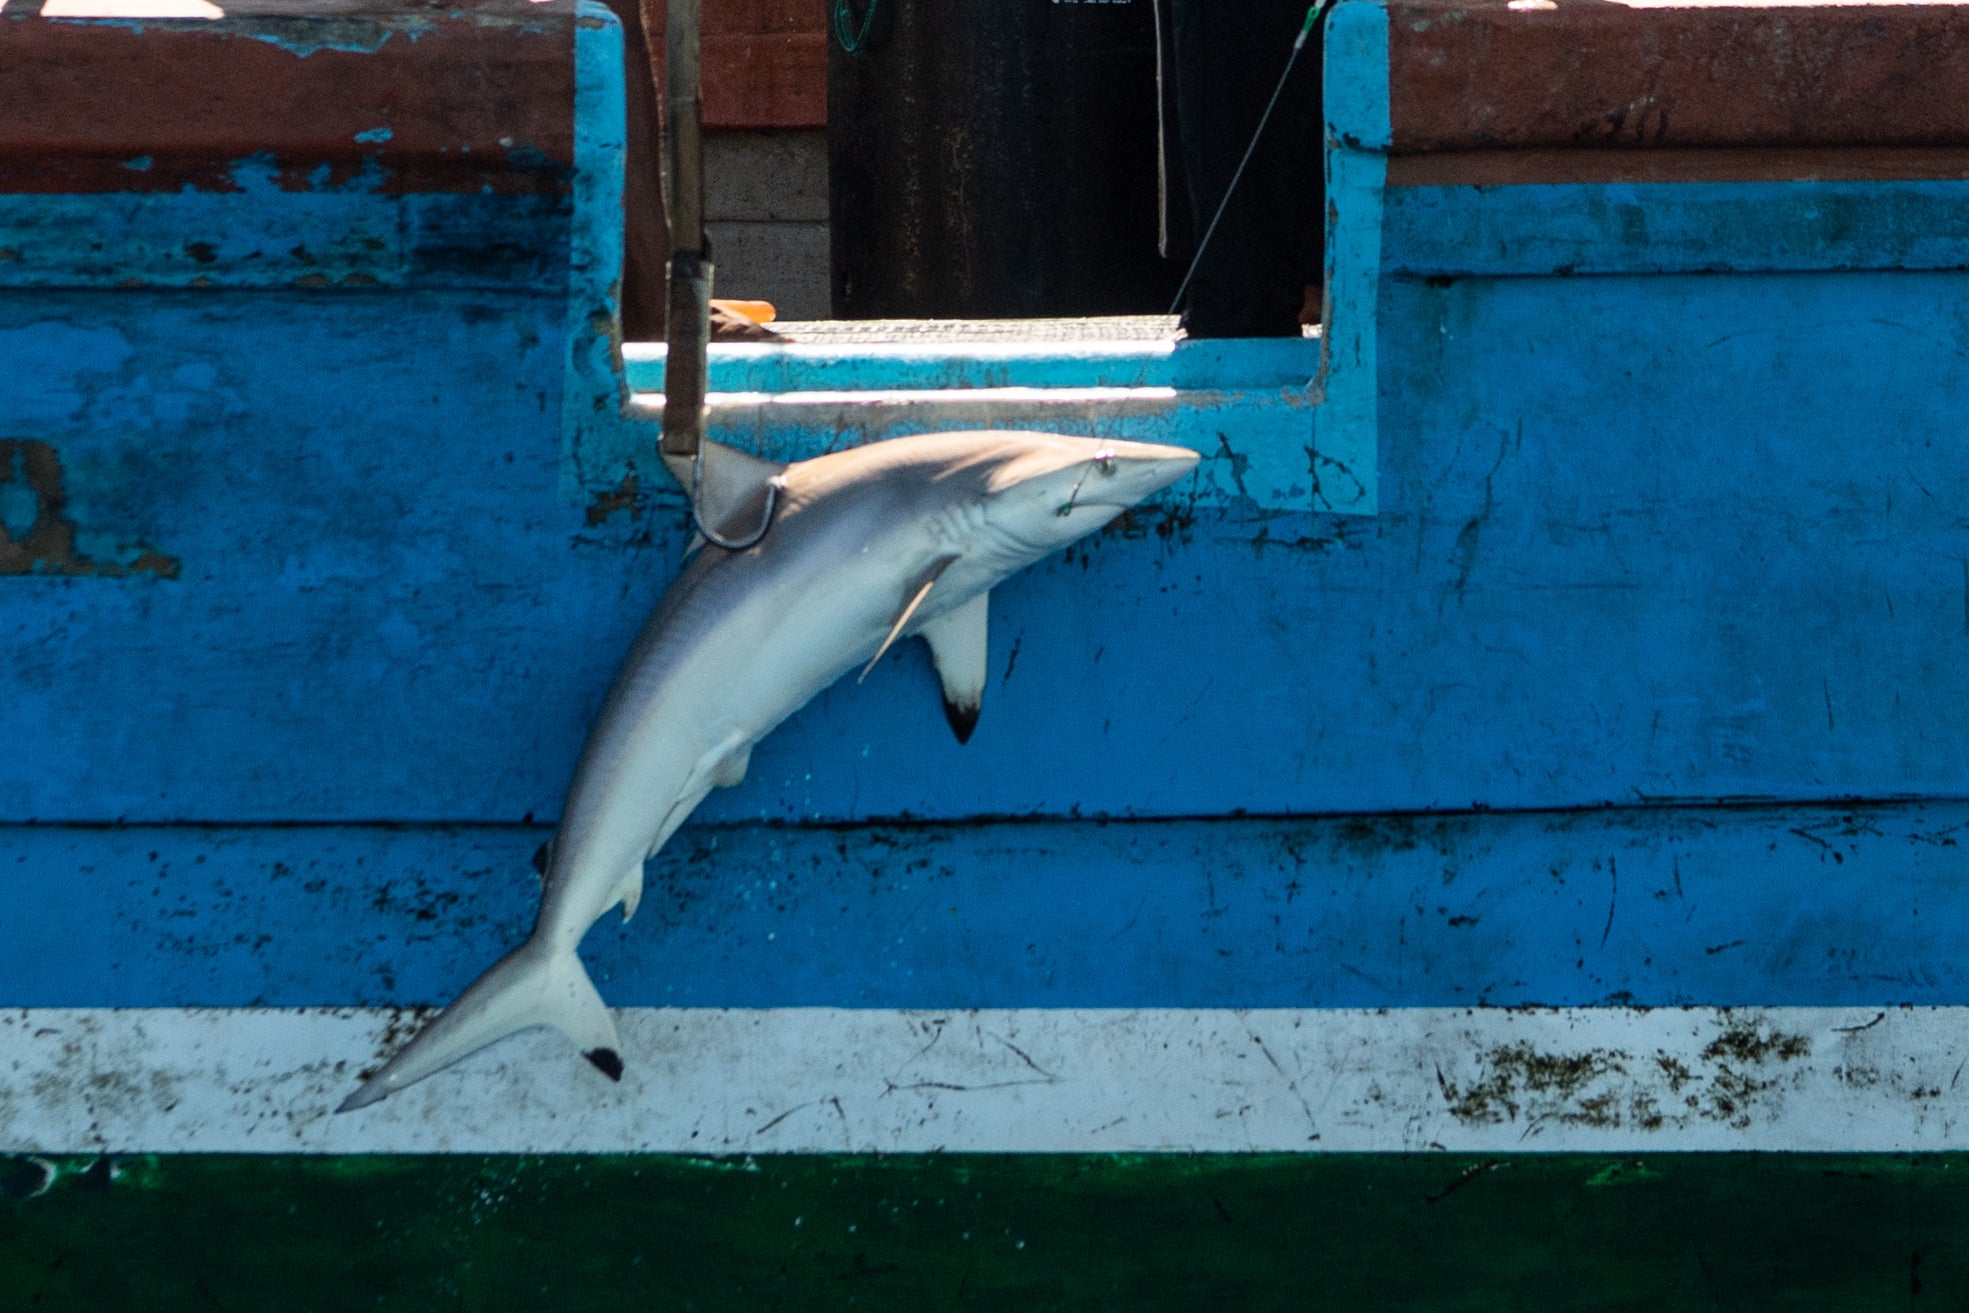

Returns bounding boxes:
[337,430,1197,1111]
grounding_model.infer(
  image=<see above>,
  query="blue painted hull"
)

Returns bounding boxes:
[5,0,1969,1165]
[1,803,1964,1010]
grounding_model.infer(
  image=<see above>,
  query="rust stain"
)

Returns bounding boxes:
[1097,500,1196,544]
[0,439,180,579]
[1439,1042,1625,1127]
[1439,1016,1816,1134]
[23,1015,183,1137]
[353,1006,440,1083]
[584,470,644,526]
[1701,1020,1811,1066]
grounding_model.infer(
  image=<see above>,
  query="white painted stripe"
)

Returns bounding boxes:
[3,1007,1964,1155]
[631,385,1186,412]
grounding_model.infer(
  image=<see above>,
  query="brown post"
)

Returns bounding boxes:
[660,0,711,465]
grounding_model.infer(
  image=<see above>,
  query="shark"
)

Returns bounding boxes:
[336,430,1198,1111]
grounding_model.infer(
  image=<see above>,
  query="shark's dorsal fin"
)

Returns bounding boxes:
[860,555,959,683]
[916,590,989,743]
[663,440,787,551]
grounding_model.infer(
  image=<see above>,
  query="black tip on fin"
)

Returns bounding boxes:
[584,1048,624,1082]
[942,698,980,745]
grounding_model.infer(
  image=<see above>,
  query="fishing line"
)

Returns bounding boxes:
[1167,0,1331,317]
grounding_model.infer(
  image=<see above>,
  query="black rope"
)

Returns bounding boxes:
[1169,0,1331,316]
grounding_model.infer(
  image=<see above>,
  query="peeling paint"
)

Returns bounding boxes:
[0,440,177,578]
[583,469,643,526]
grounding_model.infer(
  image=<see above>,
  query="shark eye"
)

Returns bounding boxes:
[1092,447,1118,477]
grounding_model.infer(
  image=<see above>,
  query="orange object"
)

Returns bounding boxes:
[710,299,776,325]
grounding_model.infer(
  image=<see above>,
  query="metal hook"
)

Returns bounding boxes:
[690,452,779,551]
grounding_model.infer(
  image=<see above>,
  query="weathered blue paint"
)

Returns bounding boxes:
[5,0,1969,1058]
[609,338,1341,513]
[619,339,1321,394]
[1385,178,1969,277]
[13,265,1969,822]
[1,802,1965,1010]
[1316,0,1387,515]
[625,381,1329,513]
[558,0,635,501]
[0,177,570,290]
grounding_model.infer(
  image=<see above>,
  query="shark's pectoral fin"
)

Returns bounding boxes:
[860,554,960,683]
[917,589,989,743]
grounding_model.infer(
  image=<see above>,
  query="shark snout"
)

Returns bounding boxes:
[1092,440,1201,504]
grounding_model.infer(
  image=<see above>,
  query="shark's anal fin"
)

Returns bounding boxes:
[712,741,752,788]
[860,554,959,683]
[916,589,989,743]
[610,859,644,922]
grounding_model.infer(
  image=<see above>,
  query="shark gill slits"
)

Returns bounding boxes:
[584,1048,625,1081]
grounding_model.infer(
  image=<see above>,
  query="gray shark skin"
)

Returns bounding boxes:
[337,430,1198,1111]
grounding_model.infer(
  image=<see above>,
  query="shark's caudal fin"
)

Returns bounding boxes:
[334,938,621,1113]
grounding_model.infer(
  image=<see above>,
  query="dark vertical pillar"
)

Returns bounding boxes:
[1162,0,1324,338]
[828,0,1178,319]
[615,0,670,340]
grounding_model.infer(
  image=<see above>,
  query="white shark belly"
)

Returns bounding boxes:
[539,549,918,938]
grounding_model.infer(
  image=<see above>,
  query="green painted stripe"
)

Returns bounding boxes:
[3,1153,1965,1309]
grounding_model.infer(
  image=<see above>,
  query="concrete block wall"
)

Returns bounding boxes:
[651,0,830,320]
[706,129,829,319]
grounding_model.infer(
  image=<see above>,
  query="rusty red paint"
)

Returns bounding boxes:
[638,0,826,129]
[1388,0,1969,155]
[0,4,575,196]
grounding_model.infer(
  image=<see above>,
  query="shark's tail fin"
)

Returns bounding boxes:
[334,938,621,1113]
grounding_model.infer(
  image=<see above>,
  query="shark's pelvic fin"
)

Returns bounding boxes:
[334,938,620,1113]
[917,589,989,743]
[860,554,959,682]
[629,734,745,896]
